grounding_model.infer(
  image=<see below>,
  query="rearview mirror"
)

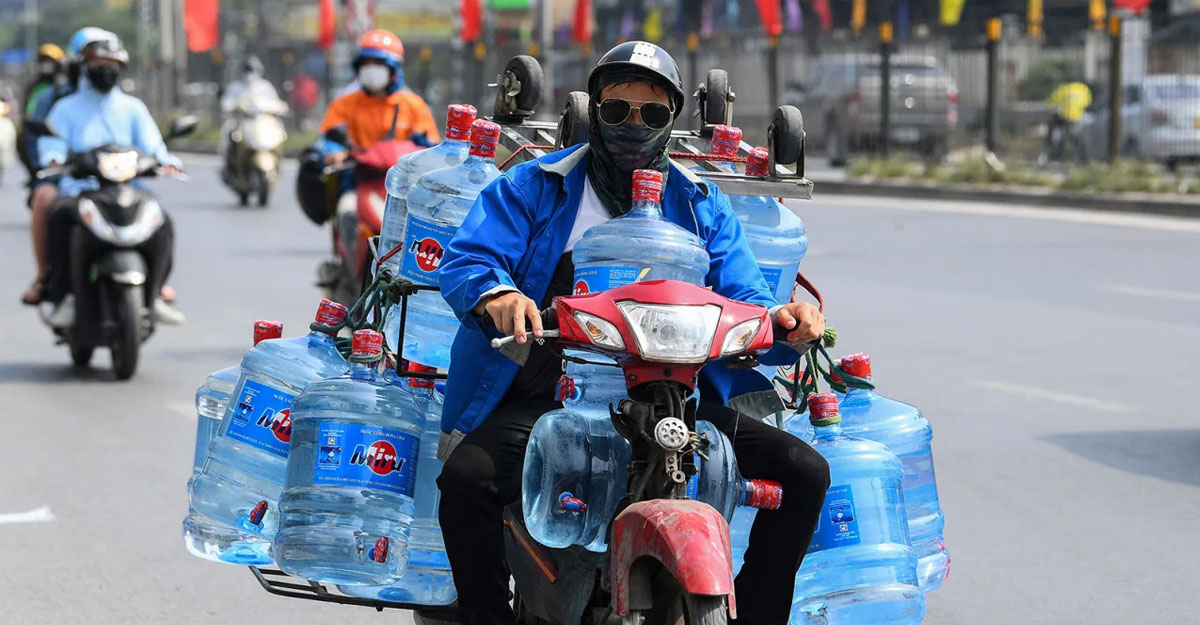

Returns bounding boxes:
[167,115,199,140]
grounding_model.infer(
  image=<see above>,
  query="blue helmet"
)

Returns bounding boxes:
[68,27,119,60]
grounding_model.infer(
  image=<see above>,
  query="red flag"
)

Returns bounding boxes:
[1113,0,1150,14]
[460,0,484,42]
[317,0,336,50]
[813,0,833,31]
[753,0,783,37]
[572,0,593,44]
[183,0,219,53]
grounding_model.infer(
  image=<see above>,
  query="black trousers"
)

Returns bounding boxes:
[438,399,831,625]
[44,196,175,305]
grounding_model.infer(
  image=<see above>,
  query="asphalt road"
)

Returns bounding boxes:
[0,156,1197,624]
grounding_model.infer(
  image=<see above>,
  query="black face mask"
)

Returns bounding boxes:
[86,65,121,93]
[586,102,673,217]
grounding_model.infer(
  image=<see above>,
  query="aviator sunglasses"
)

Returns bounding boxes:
[596,98,675,130]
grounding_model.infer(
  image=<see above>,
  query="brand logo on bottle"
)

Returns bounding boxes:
[255,408,292,443]
[573,279,589,295]
[412,237,444,272]
[350,440,407,476]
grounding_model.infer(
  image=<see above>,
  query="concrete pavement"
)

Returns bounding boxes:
[0,156,1196,624]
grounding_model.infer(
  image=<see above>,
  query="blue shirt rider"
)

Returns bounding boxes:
[432,41,831,625]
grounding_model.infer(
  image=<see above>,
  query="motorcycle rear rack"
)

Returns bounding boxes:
[250,567,460,617]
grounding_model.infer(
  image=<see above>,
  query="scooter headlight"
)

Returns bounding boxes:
[96,150,140,183]
[616,302,721,364]
[573,311,624,351]
[720,318,762,357]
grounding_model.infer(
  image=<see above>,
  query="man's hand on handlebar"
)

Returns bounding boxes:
[774,301,825,345]
[323,151,348,166]
[477,291,544,345]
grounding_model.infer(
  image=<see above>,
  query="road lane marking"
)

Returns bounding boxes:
[969,380,1136,413]
[800,196,1200,234]
[1103,284,1200,303]
[0,506,55,525]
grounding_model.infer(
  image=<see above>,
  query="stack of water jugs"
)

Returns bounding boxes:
[183,106,504,606]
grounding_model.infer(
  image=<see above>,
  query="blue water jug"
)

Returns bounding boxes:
[276,330,424,586]
[836,353,949,592]
[391,119,502,368]
[339,363,456,605]
[377,104,478,272]
[189,300,350,538]
[572,169,710,294]
[791,394,924,625]
[182,320,282,564]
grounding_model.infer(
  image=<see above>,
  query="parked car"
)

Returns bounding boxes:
[788,53,958,166]
[1077,74,1200,169]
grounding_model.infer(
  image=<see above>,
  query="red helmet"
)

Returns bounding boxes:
[354,29,404,72]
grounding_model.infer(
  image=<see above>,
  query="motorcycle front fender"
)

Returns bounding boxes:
[610,499,736,618]
[93,250,147,286]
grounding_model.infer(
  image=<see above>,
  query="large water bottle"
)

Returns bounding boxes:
[706,126,808,304]
[791,394,924,625]
[276,330,424,586]
[392,119,503,368]
[572,169,709,293]
[521,361,632,552]
[339,363,456,605]
[688,421,783,521]
[835,352,949,592]
[188,300,350,538]
[377,104,477,274]
[182,320,282,564]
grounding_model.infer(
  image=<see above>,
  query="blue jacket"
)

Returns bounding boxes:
[436,144,799,455]
[39,78,180,197]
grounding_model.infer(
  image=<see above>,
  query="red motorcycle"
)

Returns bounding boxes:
[488,279,784,624]
[316,126,421,306]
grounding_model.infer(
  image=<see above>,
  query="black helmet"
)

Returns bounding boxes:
[588,41,685,115]
[242,55,264,77]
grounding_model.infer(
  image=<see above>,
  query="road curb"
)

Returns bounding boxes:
[811,177,1200,218]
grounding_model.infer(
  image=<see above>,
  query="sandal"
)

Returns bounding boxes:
[21,278,44,306]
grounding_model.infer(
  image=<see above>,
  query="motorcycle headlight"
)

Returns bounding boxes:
[573,311,624,351]
[96,150,140,183]
[253,150,278,172]
[720,318,763,357]
[81,197,163,245]
[616,302,721,364]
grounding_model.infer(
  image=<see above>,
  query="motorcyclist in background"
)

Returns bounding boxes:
[21,27,120,306]
[220,55,286,184]
[38,37,185,328]
[435,41,830,625]
[316,28,439,262]
[17,44,65,177]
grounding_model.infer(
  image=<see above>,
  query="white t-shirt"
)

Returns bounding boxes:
[565,177,611,252]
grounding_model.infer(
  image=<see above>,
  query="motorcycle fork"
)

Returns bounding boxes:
[613,383,699,510]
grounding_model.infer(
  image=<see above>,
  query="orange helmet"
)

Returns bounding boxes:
[355,29,404,70]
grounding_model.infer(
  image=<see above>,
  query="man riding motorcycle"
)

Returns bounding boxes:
[18,43,65,177]
[220,55,286,186]
[21,27,121,306]
[435,42,831,625]
[38,37,185,327]
[315,28,439,270]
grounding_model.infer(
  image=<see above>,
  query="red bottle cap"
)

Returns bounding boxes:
[631,169,664,203]
[839,353,872,380]
[314,299,349,326]
[469,119,501,158]
[710,124,742,157]
[745,479,784,510]
[352,329,384,359]
[406,361,437,389]
[445,104,478,141]
[808,392,841,426]
[747,147,771,177]
[253,320,283,345]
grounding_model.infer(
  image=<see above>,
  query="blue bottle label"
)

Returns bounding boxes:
[807,484,861,553]
[760,266,784,295]
[314,422,419,497]
[573,265,646,295]
[224,379,296,458]
[400,216,457,284]
[900,454,936,490]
